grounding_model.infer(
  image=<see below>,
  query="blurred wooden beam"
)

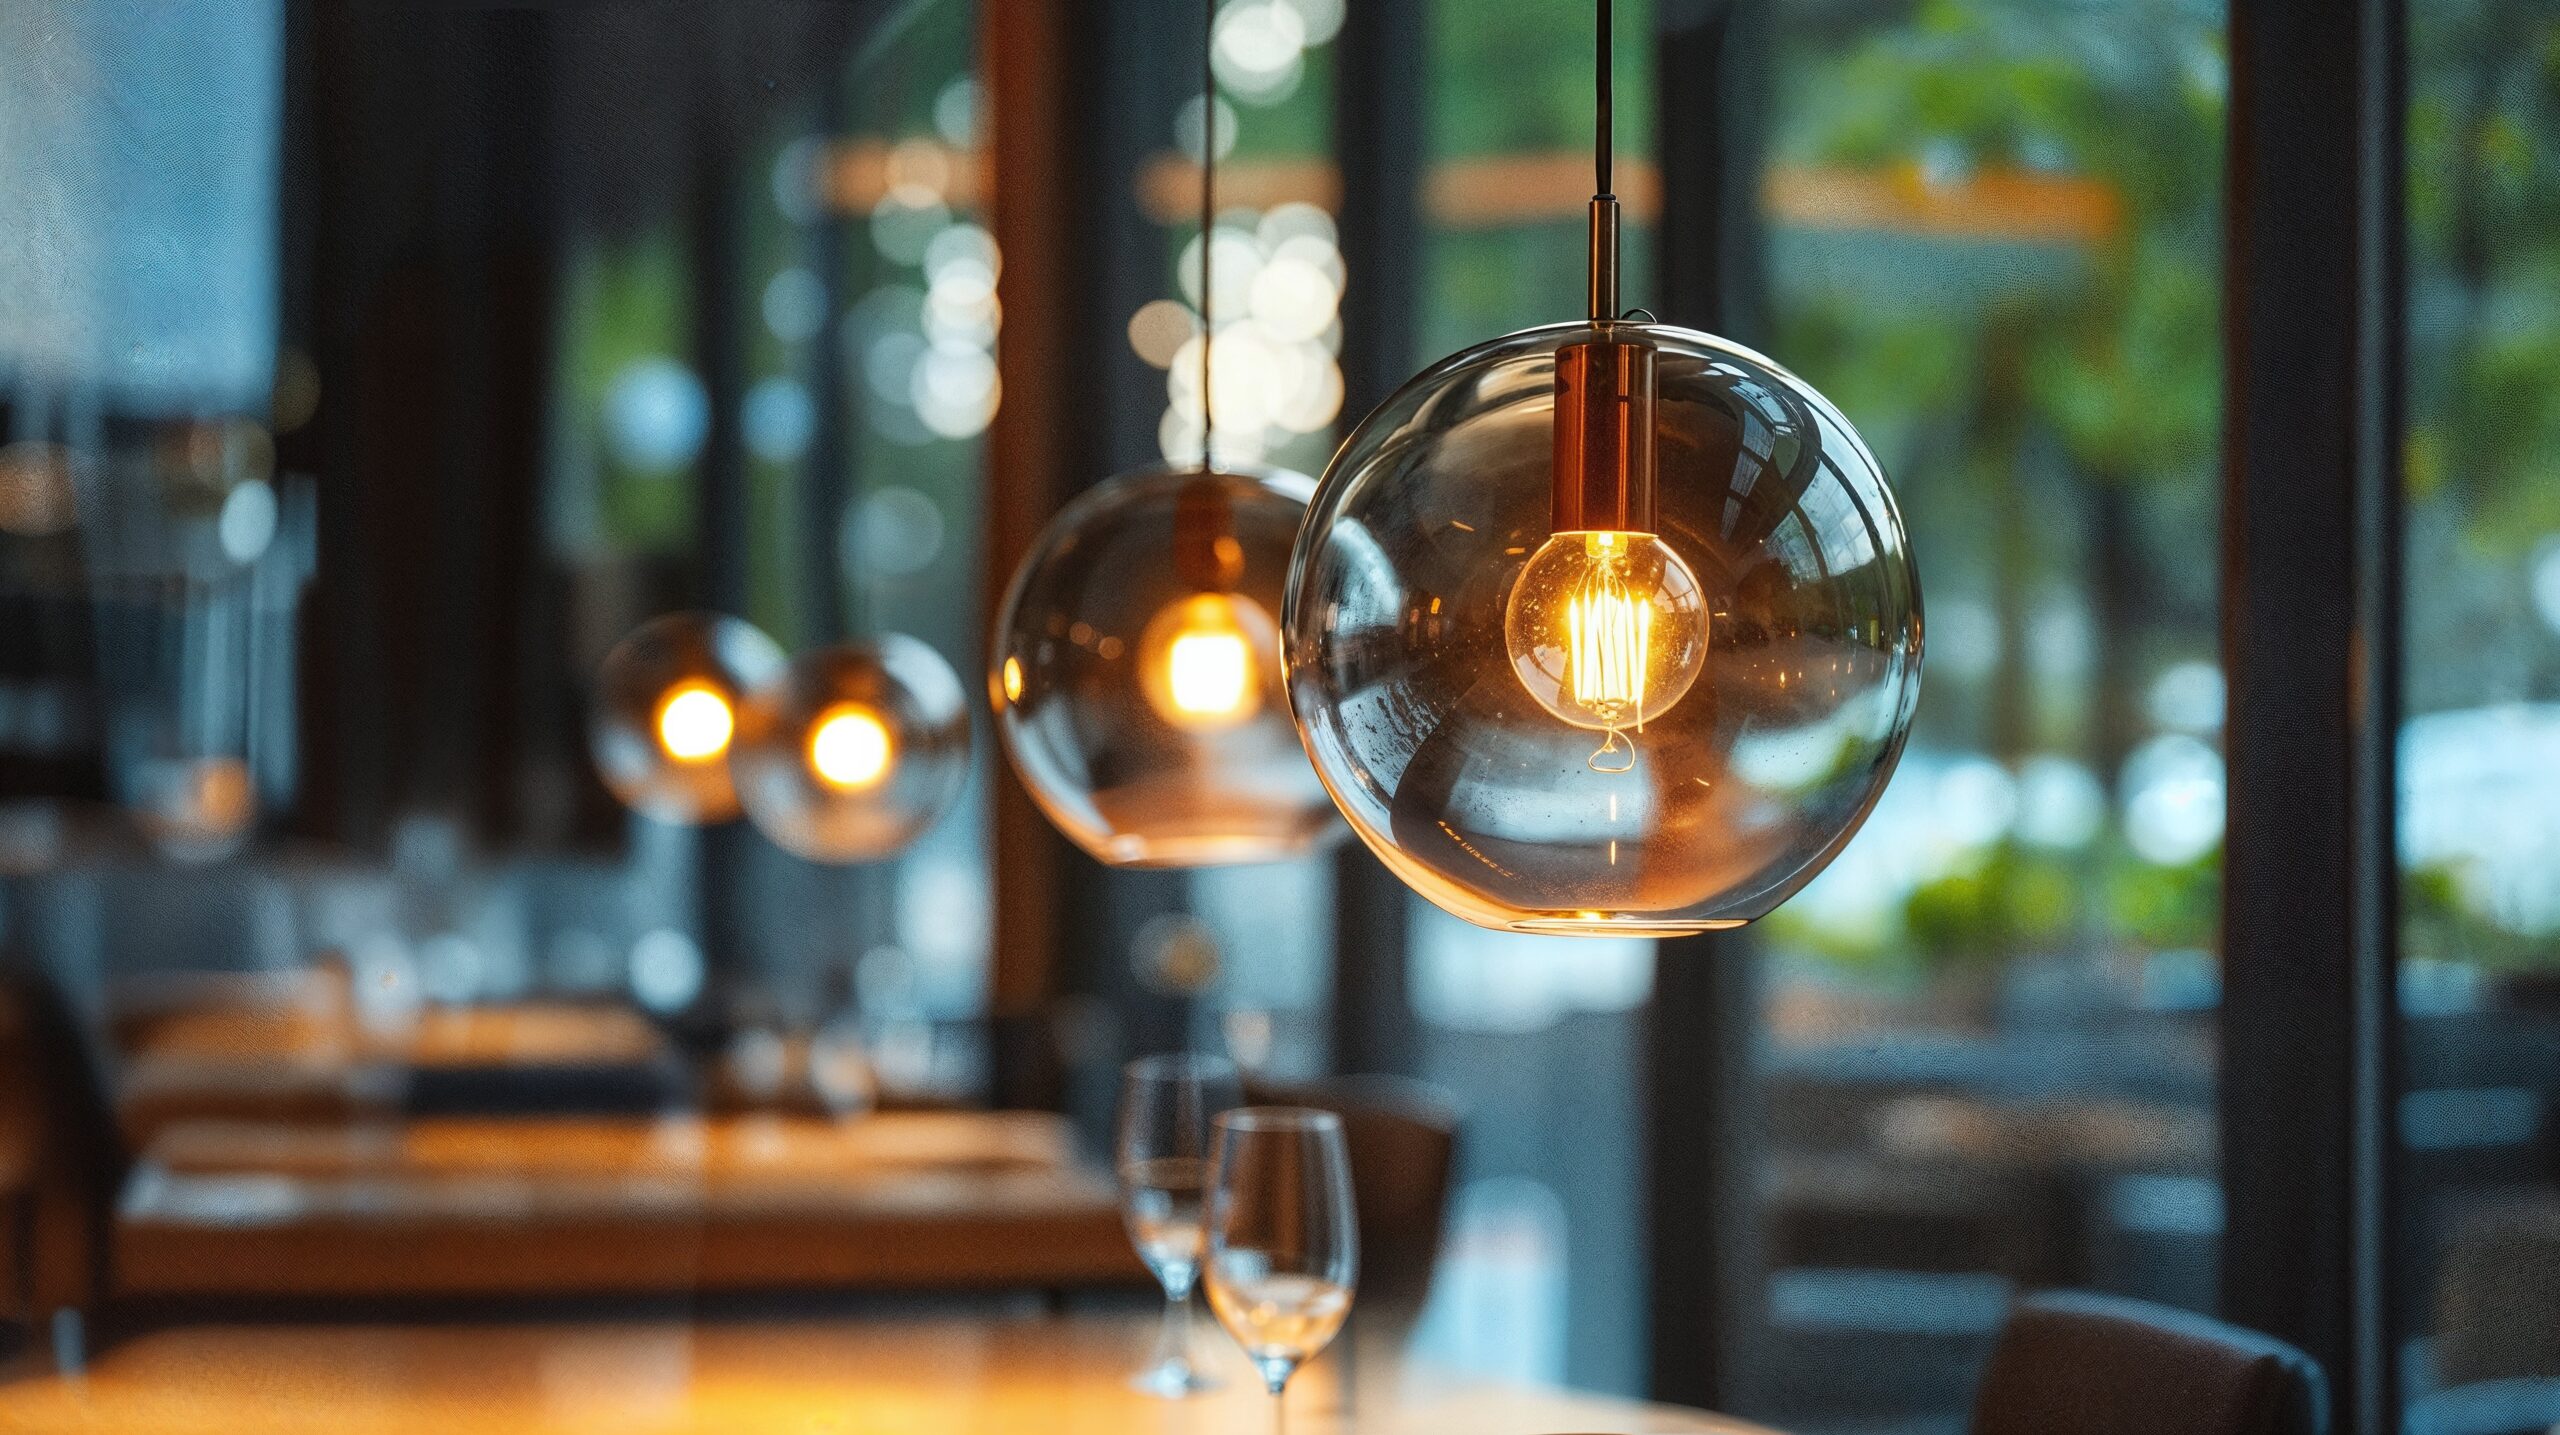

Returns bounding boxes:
[979,0,1085,1109]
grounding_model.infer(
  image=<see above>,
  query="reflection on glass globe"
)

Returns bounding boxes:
[730,635,970,863]
[1283,321,1923,936]
[590,612,788,825]
[992,463,1342,867]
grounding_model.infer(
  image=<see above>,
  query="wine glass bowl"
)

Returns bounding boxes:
[1204,1106,1359,1425]
[1116,1053,1244,1397]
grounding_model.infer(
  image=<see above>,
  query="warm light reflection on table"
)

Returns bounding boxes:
[0,1313,1774,1434]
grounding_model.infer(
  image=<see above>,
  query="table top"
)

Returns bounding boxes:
[141,1110,1076,1184]
[0,1312,1777,1434]
[132,1001,670,1071]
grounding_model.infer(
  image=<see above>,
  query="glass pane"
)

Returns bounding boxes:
[2398,1,2560,1424]
[1744,2,2228,1429]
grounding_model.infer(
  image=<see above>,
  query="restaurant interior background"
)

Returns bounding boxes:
[0,0,2552,1432]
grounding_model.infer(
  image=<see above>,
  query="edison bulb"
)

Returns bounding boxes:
[1505,529,1707,746]
[1138,591,1275,730]
[657,682,737,761]
[808,703,893,790]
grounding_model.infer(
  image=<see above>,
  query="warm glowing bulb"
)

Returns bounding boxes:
[807,703,894,791]
[1137,591,1277,730]
[656,683,735,762]
[1504,530,1708,753]
[1168,630,1253,716]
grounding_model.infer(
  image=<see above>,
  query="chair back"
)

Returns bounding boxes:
[1972,1290,2328,1435]
[1247,1074,1459,1327]
[0,969,127,1322]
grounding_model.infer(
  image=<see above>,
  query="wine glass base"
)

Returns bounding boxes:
[1130,1359,1223,1399]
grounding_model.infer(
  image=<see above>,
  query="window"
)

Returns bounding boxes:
[2398,0,2560,1425]
[1733,4,2226,1428]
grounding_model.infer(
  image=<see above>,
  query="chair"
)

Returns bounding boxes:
[1972,1290,2329,1435]
[0,972,128,1336]
[1247,1075,1460,1336]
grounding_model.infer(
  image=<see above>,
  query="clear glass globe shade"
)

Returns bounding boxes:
[731,635,970,863]
[1283,321,1923,936]
[992,462,1343,868]
[589,611,788,825]
[1504,530,1709,738]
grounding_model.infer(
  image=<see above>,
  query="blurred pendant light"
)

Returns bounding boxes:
[733,633,970,864]
[729,247,972,862]
[988,0,1339,868]
[1281,0,1923,935]
[591,611,788,824]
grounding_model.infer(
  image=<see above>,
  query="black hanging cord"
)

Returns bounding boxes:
[1595,0,1612,199]
[1199,0,1218,466]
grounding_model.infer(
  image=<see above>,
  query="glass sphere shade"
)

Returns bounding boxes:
[731,635,971,863]
[1283,321,1923,935]
[589,611,787,825]
[991,462,1342,867]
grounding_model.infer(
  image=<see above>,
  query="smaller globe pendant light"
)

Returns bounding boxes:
[590,611,788,825]
[731,634,970,863]
[987,0,1340,869]
[1280,0,1923,935]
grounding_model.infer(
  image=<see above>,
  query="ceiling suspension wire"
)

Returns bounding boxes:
[1199,0,1219,467]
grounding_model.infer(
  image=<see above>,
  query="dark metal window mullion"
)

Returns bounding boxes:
[2217,0,2406,1429]
[1645,0,1770,1415]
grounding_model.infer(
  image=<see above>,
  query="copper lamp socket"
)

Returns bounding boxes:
[1551,331,1659,534]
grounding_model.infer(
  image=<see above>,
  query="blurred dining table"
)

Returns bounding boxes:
[130,1001,671,1070]
[116,1001,686,1139]
[112,1111,1147,1301]
[0,1309,1776,1434]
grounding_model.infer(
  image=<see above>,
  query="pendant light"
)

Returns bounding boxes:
[1281,0,1923,935]
[732,621,970,863]
[988,0,1340,868]
[591,611,789,824]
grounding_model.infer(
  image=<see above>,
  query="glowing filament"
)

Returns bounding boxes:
[1167,629,1255,721]
[1563,535,1654,731]
[656,683,735,762]
[808,703,893,791]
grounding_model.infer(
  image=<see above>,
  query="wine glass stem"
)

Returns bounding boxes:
[1272,1385,1286,1435]
[1152,1281,1192,1375]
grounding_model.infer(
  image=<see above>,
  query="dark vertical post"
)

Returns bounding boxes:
[690,33,755,1035]
[2218,0,2404,1427]
[1324,0,1427,1079]
[1646,0,1770,1412]
[800,71,853,646]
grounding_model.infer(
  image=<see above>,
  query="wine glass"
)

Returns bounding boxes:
[1116,1052,1242,1396]
[1204,1107,1358,1434]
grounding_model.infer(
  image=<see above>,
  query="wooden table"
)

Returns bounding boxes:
[130,1002,669,1069]
[116,1003,684,1139]
[0,1312,1777,1434]
[112,1112,1145,1299]
[141,1110,1074,1183]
